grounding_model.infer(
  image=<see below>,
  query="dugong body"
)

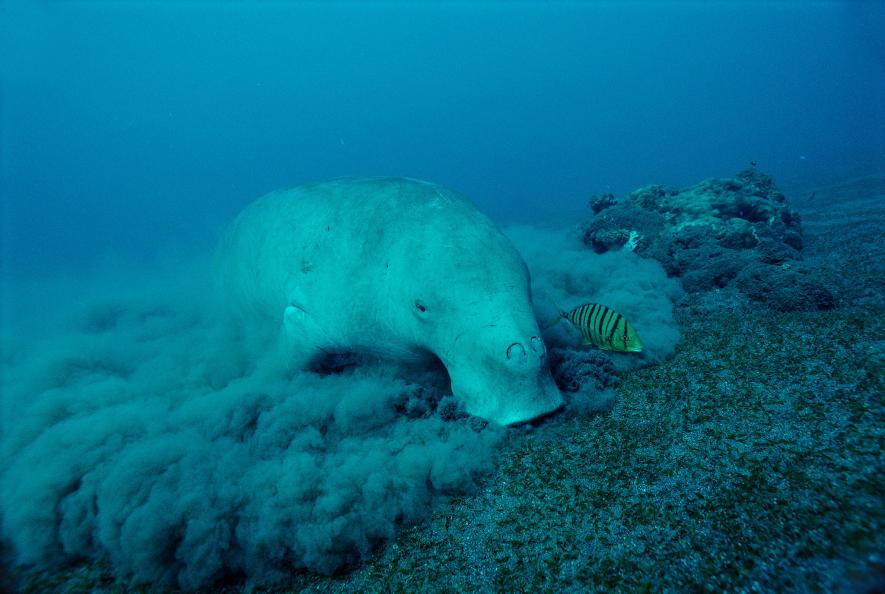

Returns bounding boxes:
[218,177,562,425]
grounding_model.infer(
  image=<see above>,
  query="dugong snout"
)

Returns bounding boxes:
[445,329,563,426]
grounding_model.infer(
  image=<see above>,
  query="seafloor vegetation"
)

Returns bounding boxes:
[4,169,883,593]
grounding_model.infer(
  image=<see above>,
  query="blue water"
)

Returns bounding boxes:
[2,3,885,591]
[2,1,883,278]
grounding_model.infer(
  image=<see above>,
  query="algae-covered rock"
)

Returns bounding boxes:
[582,168,835,311]
[582,201,665,254]
[588,192,618,214]
[671,243,756,293]
[549,347,618,394]
[548,347,619,416]
[735,262,836,311]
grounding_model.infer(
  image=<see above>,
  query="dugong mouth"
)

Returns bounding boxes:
[506,401,565,426]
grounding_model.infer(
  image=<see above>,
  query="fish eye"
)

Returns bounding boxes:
[415,300,427,313]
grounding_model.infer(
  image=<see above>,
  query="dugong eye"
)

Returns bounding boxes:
[414,300,427,313]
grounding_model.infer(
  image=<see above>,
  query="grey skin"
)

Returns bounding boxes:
[217,177,563,425]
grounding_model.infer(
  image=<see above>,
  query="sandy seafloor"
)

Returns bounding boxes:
[3,169,883,593]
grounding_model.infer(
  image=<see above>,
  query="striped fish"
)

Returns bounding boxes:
[547,297,642,353]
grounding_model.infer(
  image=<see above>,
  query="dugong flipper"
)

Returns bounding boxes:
[218,177,563,425]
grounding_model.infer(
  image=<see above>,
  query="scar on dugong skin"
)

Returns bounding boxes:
[217,177,563,425]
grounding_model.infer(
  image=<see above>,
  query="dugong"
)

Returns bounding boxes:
[218,177,563,425]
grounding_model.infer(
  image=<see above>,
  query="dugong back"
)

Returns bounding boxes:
[217,176,486,322]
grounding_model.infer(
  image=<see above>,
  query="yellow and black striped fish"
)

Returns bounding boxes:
[549,298,643,353]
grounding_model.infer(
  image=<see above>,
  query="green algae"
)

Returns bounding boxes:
[333,299,885,593]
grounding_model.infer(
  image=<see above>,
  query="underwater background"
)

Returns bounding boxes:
[3,0,885,280]
[1,1,884,593]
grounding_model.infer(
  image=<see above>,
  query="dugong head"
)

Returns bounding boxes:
[408,287,563,426]
[437,307,564,426]
[393,200,564,425]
